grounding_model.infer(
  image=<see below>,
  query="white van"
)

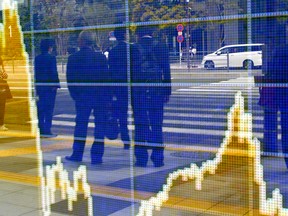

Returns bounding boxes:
[201,44,263,69]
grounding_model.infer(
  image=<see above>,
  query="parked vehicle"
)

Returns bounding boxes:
[201,44,263,69]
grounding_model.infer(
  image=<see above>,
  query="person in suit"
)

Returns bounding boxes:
[132,26,171,167]
[65,31,110,164]
[0,56,9,131]
[34,39,60,138]
[108,27,132,149]
[259,44,288,168]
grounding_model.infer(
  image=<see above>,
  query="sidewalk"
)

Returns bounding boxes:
[0,120,287,215]
[38,87,288,215]
[56,62,202,73]
[0,136,41,216]
[170,61,201,69]
[40,133,288,215]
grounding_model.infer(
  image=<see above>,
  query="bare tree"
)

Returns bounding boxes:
[35,0,77,55]
[80,2,116,51]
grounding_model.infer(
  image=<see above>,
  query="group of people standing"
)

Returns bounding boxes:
[35,26,171,167]
[35,27,288,169]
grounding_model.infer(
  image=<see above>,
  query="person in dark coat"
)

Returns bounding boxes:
[132,26,171,167]
[259,45,288,168]
[65,31,110,164]
[0,56,9,131]
[108,27,133,150]
[35,39,60,137]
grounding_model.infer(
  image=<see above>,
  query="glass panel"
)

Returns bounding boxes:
[1,0,287,215]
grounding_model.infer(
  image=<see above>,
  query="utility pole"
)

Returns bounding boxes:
[186,0,191,70]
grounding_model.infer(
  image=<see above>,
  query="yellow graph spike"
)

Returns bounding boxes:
[0,0,43,212]
[137,91,288,216]
[0,1,94,215]
[43,156,93,216]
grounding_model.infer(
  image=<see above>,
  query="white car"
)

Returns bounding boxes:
[201,44,263,69]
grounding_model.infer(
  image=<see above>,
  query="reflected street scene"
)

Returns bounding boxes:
[0,0,287,215]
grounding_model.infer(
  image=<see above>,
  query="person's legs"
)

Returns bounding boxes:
[66,102,92,161]
[151,147,164,167]
[280,108,288,168]
[133,95,150,166]
[44,90,57,134]
[0,101,5,126]
[118,105,130,149]
[149,97,164,167]
[91,107,106,164]
[36,92,46,134]
[115,91,130,149]
[263,108,278,153]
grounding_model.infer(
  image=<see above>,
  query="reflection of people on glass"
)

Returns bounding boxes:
[189,47,193,59]
[132,26,171,167]
[65,31,110,165]
[259,45,288,168]
[35,39,60,138]
[108,27,131,150]
[0,57,10,131]
[191,43,197,57]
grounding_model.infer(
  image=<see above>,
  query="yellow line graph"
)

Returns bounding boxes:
[137,91,288,216]
[1,1,94,215]
[43,156,93,216]
[3,1,287,215]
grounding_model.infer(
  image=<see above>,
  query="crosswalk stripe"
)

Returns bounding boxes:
[172,90,259,95]
[164,106,263,113]
[177,88,252,92]
[53,117,283,130]
[52,120,266,137]
[54,112,267,121]
[170,94,259,98]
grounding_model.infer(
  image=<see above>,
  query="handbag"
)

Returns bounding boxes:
[258,86,277,108]
[255,76,277,108]
[104,102,119,140]
[0,79,12,100]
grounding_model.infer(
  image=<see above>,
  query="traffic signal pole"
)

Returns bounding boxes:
[186,0,191,70]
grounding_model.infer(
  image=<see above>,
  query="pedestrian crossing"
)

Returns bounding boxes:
[42,76,287,216]
[51,77,282,151]
[42,77,288,216]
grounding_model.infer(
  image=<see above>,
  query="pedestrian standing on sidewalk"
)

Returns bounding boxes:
[108,27,140,150]
[132,26,171,167]
[0,56,11,131]
[258,44,288,168]
[35,39,60,138]
[65,31,110,165]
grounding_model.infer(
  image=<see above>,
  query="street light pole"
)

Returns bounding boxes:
[186,0,190,70]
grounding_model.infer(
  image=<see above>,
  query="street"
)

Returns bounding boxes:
[38,66,288,215]
[5,62,287,216]
[52,67,265,150]
[1,0,286,215]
